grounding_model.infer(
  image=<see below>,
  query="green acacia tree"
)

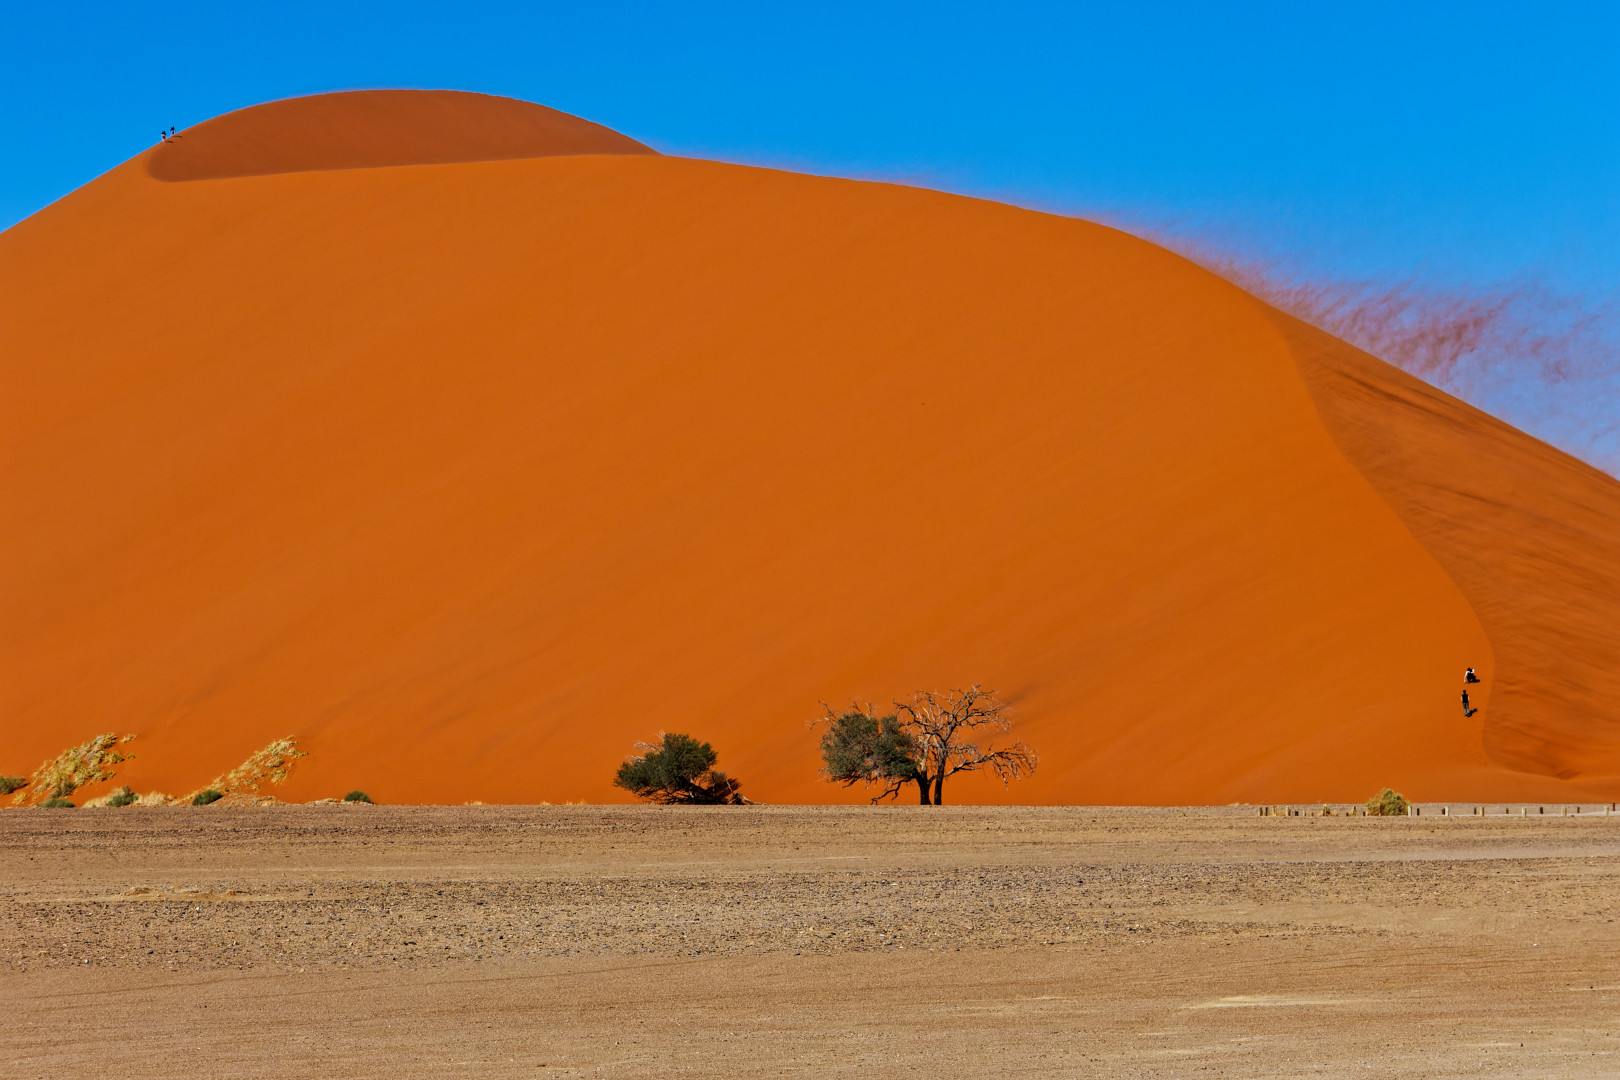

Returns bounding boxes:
[614,732,746,805]
[819,707,927,803]
[818,686,1037,805]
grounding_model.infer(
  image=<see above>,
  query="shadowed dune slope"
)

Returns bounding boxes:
[147,90,654,181]
[1275,312,1620,781]
[3,92,1617,805]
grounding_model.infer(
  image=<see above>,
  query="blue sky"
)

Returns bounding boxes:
[5,2,1617,464]
[5,1,1616,285]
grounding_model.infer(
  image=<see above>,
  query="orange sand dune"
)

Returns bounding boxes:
[3,92,1617,805]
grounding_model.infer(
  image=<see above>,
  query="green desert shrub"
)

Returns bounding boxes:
[1365,788,1408,816]
[191,788,224,806]
[343,790,373,804]
[105,786,138,807]
[820,708,923,803]
[41,797,76,808]
[614,732,745,804]
[0,775,26,796]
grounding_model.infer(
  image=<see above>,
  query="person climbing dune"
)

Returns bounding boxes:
[1461,689,1476,717]
[1465,667,1480,684]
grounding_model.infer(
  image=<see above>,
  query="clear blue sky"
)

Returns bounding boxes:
[4,1,1616,288]
[5,2,1617,466]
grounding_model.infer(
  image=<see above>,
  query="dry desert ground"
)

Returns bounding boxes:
[4,804,1620,1078]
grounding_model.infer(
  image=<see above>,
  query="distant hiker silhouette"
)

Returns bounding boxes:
[1461,689,1476,717]
[1465,667,1480,684]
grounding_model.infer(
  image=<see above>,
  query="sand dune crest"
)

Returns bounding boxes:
[147,89,655,182]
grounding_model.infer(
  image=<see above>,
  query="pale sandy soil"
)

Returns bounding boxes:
[4,805,1619,1078]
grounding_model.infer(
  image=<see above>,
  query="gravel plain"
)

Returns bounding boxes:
[4,804,1619,1077]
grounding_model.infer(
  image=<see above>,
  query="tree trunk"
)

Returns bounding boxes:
[932,771,945,806]
[915,775,932,805]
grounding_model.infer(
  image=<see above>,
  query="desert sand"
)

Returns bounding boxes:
[4,805,1619,1078]
[3,90,1618,805]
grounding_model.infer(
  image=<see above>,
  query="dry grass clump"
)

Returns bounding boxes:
[1365,788,1409,816]
[89,790,180,806]
[85,785,139,808]
[184,737,307,804]
[12,733,136,807]
[8,735,308,810]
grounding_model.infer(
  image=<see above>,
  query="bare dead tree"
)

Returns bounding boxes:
[818,686,1036,805]
[896,686,1037,805]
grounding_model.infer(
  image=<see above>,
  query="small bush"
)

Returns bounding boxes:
[1365,788,1408,816]
[343,790,373,803]
[191,788,224,806]
[41,797,76,808]
[106,786,138,807]
[0,775,25,796]
[614,732,746,804]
